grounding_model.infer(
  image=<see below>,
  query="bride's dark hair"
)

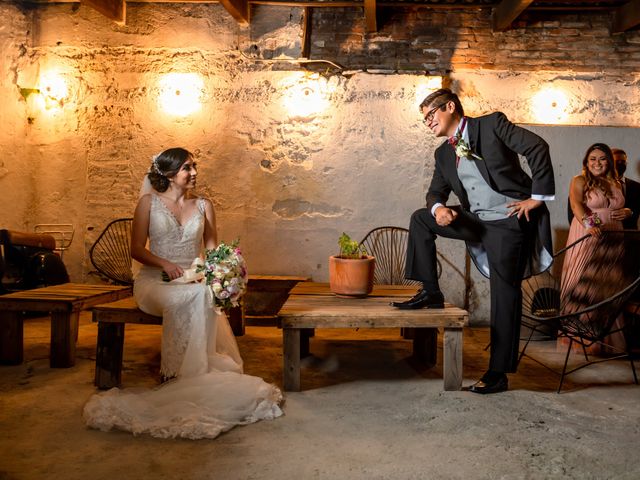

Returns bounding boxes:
[148,148,193,192]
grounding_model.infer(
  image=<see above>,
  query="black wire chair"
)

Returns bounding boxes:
[360,226,441,285]
[520,230,640,392]
[361,226,445,343]
[89,218,134,285]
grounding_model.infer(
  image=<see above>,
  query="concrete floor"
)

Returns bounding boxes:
[1,312,639,480]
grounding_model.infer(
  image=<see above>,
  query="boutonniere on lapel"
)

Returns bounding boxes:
[448,135,483,161]
[448,117,483,165]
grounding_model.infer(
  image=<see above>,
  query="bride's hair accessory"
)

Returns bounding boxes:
[151,154,165,177]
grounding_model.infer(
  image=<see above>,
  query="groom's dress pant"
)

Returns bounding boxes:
[405,206,533,373]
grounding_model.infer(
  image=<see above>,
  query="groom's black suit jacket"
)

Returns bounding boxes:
[426,112,555,276]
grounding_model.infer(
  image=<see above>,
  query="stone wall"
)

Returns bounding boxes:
[1,2,639,323]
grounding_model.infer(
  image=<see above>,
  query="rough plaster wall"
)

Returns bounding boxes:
[0,5,31,232]
[1,3,639,323]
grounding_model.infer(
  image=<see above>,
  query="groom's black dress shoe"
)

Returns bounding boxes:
[468,372,508,394]
[391,290,445,310]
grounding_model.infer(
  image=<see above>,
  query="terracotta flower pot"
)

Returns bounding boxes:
[329,255,375,298]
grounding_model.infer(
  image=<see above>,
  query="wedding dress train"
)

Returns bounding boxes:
[83,194,283,439]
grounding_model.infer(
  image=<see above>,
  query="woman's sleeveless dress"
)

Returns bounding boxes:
[83,194,283,439]
[559,185,627,355]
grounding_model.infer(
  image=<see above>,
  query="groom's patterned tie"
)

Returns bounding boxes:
[448,136,461,168]
[448,117,466,168]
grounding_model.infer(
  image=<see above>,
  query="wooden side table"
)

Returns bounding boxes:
[0,283,132,367]
[278,290,469,391]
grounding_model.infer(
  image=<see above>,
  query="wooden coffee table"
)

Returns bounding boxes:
[0,283,132,367]
[278,287,469,391]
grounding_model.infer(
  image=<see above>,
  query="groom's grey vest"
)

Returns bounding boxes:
[457,156,519,221]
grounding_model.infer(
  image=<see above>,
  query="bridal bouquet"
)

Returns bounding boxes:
[196,240,248,311]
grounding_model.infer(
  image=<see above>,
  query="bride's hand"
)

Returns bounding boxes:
[162,262,184,280]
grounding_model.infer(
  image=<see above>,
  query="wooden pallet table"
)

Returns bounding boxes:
[278,286,469,392]
[0,283,132,367]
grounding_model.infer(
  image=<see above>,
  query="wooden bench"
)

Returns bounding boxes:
[91,275,308,388]
[92,296,162,389]
[0,283,131,368]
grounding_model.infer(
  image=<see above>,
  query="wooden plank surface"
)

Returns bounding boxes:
[92,296,162,324]
[92,295,140,312]
[290,282,419,297]
[0,284,131,308]
[0,284,132,368]
[279,294,468,328]
[249,275,310,282]
[279,288,469,392]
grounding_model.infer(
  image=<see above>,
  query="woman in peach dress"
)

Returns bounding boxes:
[560,143,632,355]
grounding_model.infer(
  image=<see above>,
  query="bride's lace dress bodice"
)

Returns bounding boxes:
[83,192,283,440]
[147,194,204,268]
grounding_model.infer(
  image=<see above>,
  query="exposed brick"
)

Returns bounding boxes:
[511,50,541,58]
[547,29,581,36]
[589,28,613,36]
[544,51,570,59]
[309,9,640,75]
[560,21,590,28]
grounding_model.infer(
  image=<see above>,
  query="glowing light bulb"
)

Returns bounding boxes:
[531,88,569,124]
[37,71,68,110]
[282,75,332,117]
[158,73,204,117]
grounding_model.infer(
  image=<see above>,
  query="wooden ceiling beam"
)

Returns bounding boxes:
[219,0,249,24]
[612,0,640,33]
[81,0,125,23]
[301,7,312,58]
[364,0,377,33]
[491,0,534,31]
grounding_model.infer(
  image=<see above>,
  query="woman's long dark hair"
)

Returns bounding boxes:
[581,143,619,200]
[148,148,193,192]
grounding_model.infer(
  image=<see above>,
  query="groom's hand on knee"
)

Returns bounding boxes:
[434,206,458,226]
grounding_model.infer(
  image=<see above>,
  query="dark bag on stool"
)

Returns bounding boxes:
[0,229,69,294]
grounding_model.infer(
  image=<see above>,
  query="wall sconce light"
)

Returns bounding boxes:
[531,88,569,124]
[158,73,204,117]
[39,72,69,107]
[19,71,69,118]
[282,74,332,118]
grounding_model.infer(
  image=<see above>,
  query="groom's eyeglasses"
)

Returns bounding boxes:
[423,102,448,124]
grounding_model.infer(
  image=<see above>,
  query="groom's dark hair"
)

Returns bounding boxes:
[419,88,464,117]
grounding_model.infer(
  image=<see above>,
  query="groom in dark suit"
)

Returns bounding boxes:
[392,88,555,394]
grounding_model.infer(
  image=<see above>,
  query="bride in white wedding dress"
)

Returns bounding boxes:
[83,148,283,439]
